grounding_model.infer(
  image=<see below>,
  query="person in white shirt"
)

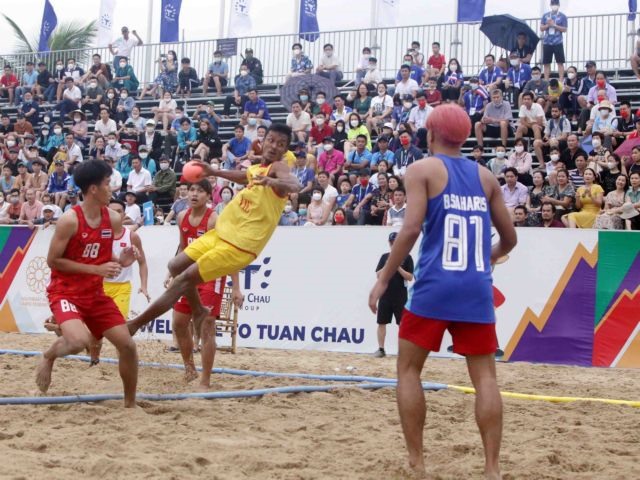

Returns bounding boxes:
[126,156,152,202]
[57,77,82,121]
[408,92,434,148]
[94,107,118,138]
[286,101,312,143]
[515,91,546,142]
[316,171,338,224]
[105,157,123,196]
[123,191,142,227]
[394,65,419,98]
[109,26,143,66]
[367,83,394,133]
[385,187,407,226]
[63,133,83,164]
[316,43,343,85]
[363,57,383,87]
[354,47,372,84]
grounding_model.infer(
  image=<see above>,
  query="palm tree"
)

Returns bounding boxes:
[1,14,97,71]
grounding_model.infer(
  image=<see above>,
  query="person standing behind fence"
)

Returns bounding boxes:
[109,26,144,68]
[373,232,413,358]
[540,0,568,82]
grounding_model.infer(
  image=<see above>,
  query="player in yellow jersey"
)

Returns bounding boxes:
[128,124,300,336]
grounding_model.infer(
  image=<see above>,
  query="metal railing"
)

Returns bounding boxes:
[0,12,634,88]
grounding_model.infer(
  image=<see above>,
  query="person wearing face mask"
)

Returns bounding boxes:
[362,57,383,88]
[317,137,345,184]
[112,57,139,93]
[240,48,263,85]
[222,66,256,117]
[487,145,508,182]
[19,90,40,126]
[44,124,66,164]
[332,120,348,152]
[305,186,327,226]
[393,131,423,179]
[81,77,104,120]
[146,155,176,209]
[540,0,567,81]
[460,77,488,127]
[408,92,434,149]
[288,43,313,79]
[507,139,534,186]
[139,50,178,99]
[278,200,299,226]
[544,146,562,175]
[316,43,343,85]
[53,59,83,101]
[51,61,66,102]
[587,132,610,173]
[598,154,627,195]
[83,53,113,88]
[533,105,569,165]
[152,92,178,132]
[354,47,373,85]
[286,101,312,143]
[586,72,617,108]
[504,53,532,107]
[55,77,82,122]
[308,114,333,153]
[310,91,332,119]
[0,191,10,224]
[243,114,261,142]
[68,110,88,147]
[343,169,376,225]
[591,101,618,147]
[441,58,464,102]
[202,50,229,96]
[331,207,347,226]
[6,189,23,222]
[476,89,513,150]
[559,65,581,120]
[345,113,371,154]
[613,101,636,143]
[214,186,233,216]
[366,83,394,134]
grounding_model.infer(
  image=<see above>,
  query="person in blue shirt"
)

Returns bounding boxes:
[47,160,70,206]
[242,88,272,127]
[20,91,40,126]
[371,136,395,170]
[16,61,38,105]
[222,125,252,169]
[540,0,568,81]
[344,134,372,184]
[460,77,488,127]
[177,118,197,152]
[396,54,424,84]
[202,50,229,96]
[393,131,424,178]
[192,101,222,132]
[345,169,377,225]
[288,43,314,78]
[478,54,503,92]
[504,52,532,108]
[223,65,256,117]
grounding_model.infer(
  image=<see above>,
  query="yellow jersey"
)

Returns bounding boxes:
[282,150,296,168]
[215,163,288,256]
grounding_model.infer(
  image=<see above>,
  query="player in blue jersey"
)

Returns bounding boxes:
[369,104,517,479]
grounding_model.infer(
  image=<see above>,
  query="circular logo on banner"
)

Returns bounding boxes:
[26,257,51,294]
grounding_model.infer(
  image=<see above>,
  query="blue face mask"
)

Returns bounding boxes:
[298,208,307,216]
[300,95,309,102]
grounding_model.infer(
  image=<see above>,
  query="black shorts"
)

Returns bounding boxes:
[207,74,228,86]
[179,77,201,91]
[377,299,405,325]
[485,124,513,138]
[542,44,565,64]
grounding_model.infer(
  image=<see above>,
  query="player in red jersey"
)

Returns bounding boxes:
[169,180,243,388]
[36,160,139,408]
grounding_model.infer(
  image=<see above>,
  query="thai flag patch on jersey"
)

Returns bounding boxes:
[101,229,113,239]
[120,242,127,247]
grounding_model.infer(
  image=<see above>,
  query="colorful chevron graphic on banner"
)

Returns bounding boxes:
[0,227,37,304]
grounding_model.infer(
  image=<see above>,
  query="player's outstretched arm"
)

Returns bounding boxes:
[198,162,249,185]
[480,168,517,262]
[47,211,122,278]
[131,231,150,302]
[255,161,301,196]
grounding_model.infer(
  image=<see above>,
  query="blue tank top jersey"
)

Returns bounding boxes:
[406,154,495,324]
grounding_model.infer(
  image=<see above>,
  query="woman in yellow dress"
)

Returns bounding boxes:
[563,168,604,228]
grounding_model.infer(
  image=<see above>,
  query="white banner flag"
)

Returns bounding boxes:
[375,0,400,28]
[97,0,116,47]
[228,0,252,38]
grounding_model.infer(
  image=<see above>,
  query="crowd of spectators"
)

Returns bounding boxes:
[1,3,640,230]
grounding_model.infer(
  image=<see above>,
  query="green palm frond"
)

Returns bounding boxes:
[1,13,36,53]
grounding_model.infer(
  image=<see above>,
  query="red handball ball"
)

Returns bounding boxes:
[181,161,206,183]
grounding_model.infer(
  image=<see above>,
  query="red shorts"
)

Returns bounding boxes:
[399,309,498,356]
[49,292,125,340]
[174,282,224,317]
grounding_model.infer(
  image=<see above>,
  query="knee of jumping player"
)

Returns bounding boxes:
[116,336,137,357]
[201,317,215,338]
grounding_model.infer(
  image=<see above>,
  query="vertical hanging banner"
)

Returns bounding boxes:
[457,0,486,23]
[630,0,638,21]
[97,0,116,48]
[38,0,58,52]
[299,0,319,42]
[375,0,399,28]
[160,0,182,43]
[228,0,253,38]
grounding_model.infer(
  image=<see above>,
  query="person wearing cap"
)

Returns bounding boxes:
[13,113,34,138]
[240,48,263,85]
[138,119,164,161]
[119,120,140,151]
[26,158,48,200]
[373,232,414,358]
[540,0,568,82]
[460,77,488,125]
[591,101,618,147]
[62,189,82,212]
[3,146,22,176]
[19,90,40,126]
[176,57,200,99]
[0,65,18,106]
[511,32,534,65]
[371,136,395,171]
[47,160,70,207]
[109,26,143,67]
[31,204,57,228]
[203,50,229,96]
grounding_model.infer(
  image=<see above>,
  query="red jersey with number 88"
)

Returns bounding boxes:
[47,205,114,299]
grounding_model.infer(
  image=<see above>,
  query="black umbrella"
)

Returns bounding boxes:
[480,14,539,52]
[280,74,339,110]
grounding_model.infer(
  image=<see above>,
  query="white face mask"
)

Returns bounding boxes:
[312,192,322,201]
[469,83,479,90]
[89,82,97,88]
[592,139,602,148]
[515,146,524,154]
[240,70,248,76]
[119,62,126,68]
[496,151,506,159]
[74,116,81,122]
[214,56,222,62]
[54,128,62,135]
[599,111,609,119]
[567,72,576,80]
[532,75,541,81]
[510,59,519,67]
[350,120,359,127]
[210,163,219,170]
[108,139,116,146]
[139,152,148,159]
[68,63,75,69]
[107,93,114,99]
[222,192,232,202]
[284,205,292,213]
[56,65,63,71]
[316,97,325,105]
[6,140,15,147]
[550,154,560,162]
[551,6,559,13]
[316,118,325,126]
[607,162,617,169]
[121,93,128,99]
[293,49,301,56]
[336,126,344,132]
[368,65,376,71]
[323,143,333,151]
[248,118,257,126]
[403,101,413,109]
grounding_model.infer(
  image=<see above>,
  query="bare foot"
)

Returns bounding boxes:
[407,458,427,478]
[89,339,103,366]
[35,357,54,393]
[484,470,501,480]
[191,307,210,338]
[195,383,210,392]
[184,362,198,383]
